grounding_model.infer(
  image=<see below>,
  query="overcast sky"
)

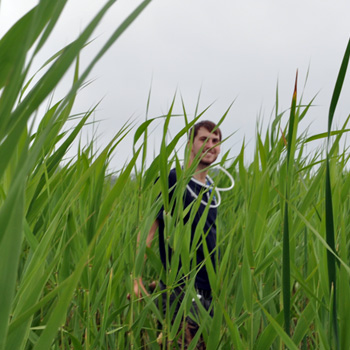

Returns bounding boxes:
[1,0,350,170]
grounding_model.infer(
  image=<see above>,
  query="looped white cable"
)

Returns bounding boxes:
[186,165,234,208]
[207,166,234,191]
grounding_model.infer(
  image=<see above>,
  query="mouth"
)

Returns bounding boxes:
[204,151,215,156]
[201,151,216,161]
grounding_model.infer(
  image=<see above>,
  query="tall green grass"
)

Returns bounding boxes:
[1,2,350,349]
[0,1,152,349]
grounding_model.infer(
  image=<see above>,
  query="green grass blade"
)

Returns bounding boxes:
[32,238,95,350]
[260,305,299,350]
[283,71,298,336]
[328,39,350,133]
[325,38,350,350]
[325,159,339,348]
[305,129,350,143]
[0,181,25,350]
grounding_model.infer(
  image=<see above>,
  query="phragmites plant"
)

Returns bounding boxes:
[1,0,350,349]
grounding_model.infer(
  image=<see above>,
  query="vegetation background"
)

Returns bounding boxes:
[1,1,350,349]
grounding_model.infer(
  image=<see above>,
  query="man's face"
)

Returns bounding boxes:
[190,127,221,166]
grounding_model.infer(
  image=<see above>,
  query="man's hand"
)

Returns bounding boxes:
[127,277,149,300]
[134,277,149,297]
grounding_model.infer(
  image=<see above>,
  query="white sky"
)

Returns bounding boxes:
[1,0,350,170]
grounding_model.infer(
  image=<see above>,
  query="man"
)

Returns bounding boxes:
[134,120,221,347]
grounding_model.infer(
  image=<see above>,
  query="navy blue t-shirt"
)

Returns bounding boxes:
[156,168,217,290]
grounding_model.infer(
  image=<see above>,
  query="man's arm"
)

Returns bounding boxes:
[133,220,159,298]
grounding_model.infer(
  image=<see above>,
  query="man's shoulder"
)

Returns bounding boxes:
[169,168,177,178]
[168,168,177,185]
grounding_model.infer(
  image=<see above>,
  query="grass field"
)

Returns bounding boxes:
[1,1,350,349]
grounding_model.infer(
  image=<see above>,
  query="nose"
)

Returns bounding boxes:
[205,139,214,148]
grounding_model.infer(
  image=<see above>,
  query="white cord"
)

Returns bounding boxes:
[207,166,234,191]
[186,165,234,209]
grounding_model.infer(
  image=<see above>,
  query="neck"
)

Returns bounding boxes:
[190,161,209,184]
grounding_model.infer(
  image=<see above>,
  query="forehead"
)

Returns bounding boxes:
[195,127,220,139]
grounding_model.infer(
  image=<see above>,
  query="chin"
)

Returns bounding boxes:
[200,157,217,167]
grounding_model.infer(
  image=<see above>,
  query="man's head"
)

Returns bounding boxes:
[188,120,221,167]
[188,120,222,142]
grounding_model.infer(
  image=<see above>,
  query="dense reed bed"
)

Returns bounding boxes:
[1,1,350,349]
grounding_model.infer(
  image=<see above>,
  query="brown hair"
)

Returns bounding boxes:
[188,120,222,141]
